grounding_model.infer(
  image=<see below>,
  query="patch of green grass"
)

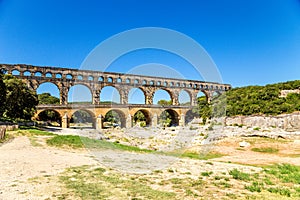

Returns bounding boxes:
[229,168,251,181]
[213,181,232,188]
[245,181,263,192]
[201,171,213,177]
[16,127,55,136]
[267,187,291,197]
[46,135,155,154]
[251,147,279,154]
[29,136,42,147]
[60,165,176,200]
[253,127,261,131]
[263,177,274,185]
[47,135,84,148]
[0,132,13,143]
[264,164,300,184]
[176,151,224,160]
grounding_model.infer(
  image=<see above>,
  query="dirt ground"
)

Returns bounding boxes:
[212,137,300,166]
[0,136,98,200]
[0,133,299,199]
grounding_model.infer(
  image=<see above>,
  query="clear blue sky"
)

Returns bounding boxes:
[1,0,300,100]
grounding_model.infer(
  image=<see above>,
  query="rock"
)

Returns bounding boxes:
[0,127,6,140]
[225,112,300,132]
[239,141,250,148]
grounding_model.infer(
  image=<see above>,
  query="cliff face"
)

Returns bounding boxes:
[225,112,300,132]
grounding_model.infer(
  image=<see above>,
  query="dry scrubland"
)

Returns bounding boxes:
[1,126,300,200]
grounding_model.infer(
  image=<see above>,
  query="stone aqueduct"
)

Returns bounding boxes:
[1,64,231,129]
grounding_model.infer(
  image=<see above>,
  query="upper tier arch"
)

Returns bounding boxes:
[1,64,231,106]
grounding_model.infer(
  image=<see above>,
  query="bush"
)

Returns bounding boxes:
[229,169,251,181]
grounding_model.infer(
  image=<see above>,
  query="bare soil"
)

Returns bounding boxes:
[0,133,299,199]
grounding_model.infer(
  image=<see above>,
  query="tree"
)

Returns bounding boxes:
[159,110,172,127]
[195,96,211,124]
[38,93,60,104]
[0,69,6,116]
[3,75,38,120]
[157,99,172,106]
[133,111,146,122]
[71,110,93,123]
[104,110,120,125]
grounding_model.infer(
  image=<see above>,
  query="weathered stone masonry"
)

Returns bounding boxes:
[1,64,231,129]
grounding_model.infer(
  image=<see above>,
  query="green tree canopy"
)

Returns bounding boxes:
[2,75,38,120]
[38,93,60,104]
[157,99,172,106]
[0,69,6,116]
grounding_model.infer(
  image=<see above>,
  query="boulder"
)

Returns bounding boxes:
[239,141,250,148]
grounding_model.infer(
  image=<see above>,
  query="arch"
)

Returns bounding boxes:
[98,76,104,82]
[197,90,209,102]
[12,69,20,76]
[88,75,94,81]
[176,82,180,87]
[185,109,199,125]
[128,88,145,104]
[134,79,139,84]
[36,82,60,99]
[37,109,61,127]
[153,89,172,105]
[35,71,42,77]
[133,109,151,127]
[103,109,125,128]
[66,74,73,79]
[159,109,179,127]
[70,109,95,128]
[142,80,147,85]
[126,78,131,84]
[45,72,52,78]
[56,73,62,78]
[211,91,222,101]
[68,84,92,104]
[77,75,83,80]
[179,90,191,105]
[100,86,120,104]
[163,81,168,86]
[117,77,122,83]
[150,80,154,85]
[107,77,113,83]
[157,81,161,86]
[24,71,31,76]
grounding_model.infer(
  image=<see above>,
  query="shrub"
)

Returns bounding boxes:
[229,169,251,181]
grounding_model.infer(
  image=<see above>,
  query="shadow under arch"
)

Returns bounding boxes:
[159,109,179,127]
[185,109,200,125]
[103,109,126,128]
[133,109,152,127]
[70,109,96,129]
[36,109,62,127]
